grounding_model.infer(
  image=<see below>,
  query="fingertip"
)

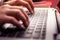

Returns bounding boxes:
[31,10,34,14]
[15,22,26,29]
[20,25,25,29]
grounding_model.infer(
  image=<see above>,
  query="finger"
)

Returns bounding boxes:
[25,0,34,11]
[6,9,29,27]
[5,6,29,25]
[15,9,29,27]
[3,5,29,21]
[4,0,17,5]
[17,0,33,13]
[19,8,29,21]
[5,16,25,29]
[19,8,30,25]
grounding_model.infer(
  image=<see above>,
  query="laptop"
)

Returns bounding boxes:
[0,8,58,40]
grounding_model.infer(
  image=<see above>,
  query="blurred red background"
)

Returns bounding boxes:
[33,0,60,12]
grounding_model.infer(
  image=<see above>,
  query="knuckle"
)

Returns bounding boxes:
[19,8,23,10]
[24,17,27,21]
[24,17,27,23]
[16,11,20,15]
[22,17,27,22]
[14,10,20,14]
[27,0,31,2]
[9,17,15,21]
[15,9,20,12]
[25,2,29,6]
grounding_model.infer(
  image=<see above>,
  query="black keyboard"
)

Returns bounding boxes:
[0,9,48,40]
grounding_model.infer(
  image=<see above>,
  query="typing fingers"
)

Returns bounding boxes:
[24,0,34,12]
[4,0,34,14]
[4,0,17,5]
[2,5,29,21]
[5,16,25,29]
[17,0,33,14]
[5,9,29,27]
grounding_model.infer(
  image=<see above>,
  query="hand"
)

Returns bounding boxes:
[4,0,34,14]
[24,0,34,12]
[0,5,29,29]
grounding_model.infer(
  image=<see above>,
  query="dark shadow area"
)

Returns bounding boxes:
[57,1,60,8]
[33,0,42,2]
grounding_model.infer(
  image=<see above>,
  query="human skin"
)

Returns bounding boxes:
[4,0,34,14]
[0,5,29,29]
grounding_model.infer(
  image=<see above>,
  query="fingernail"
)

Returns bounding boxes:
[31,11,33,14]
[26,22,29,27]
[21,25,25,29]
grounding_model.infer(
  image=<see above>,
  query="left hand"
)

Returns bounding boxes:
[0,5,29,29]
[4,0,34,14]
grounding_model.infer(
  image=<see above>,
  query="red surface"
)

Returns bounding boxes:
[34,1,52,7]
[46,0,60,12]
[34,0,60,12]
[44,0,59,8]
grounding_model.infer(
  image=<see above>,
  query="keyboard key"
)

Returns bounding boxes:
[22,33,32,38]
[28,26,35,29]
[0,9,48,39]
[42,33,45,37]
[37,24,42,26]
[26,31,32,34]
[33,32,40,39]
[16,31,25,37]
[35,31,40,34]
[28,28,34,31]
[36,28,41,31]
[27,29,33,34]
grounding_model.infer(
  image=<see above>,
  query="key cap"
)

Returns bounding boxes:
[33,32,40,39]
[16,31,25,37]
[22,33,32,38]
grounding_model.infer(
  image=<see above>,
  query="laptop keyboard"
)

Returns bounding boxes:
[0,9,48,40]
